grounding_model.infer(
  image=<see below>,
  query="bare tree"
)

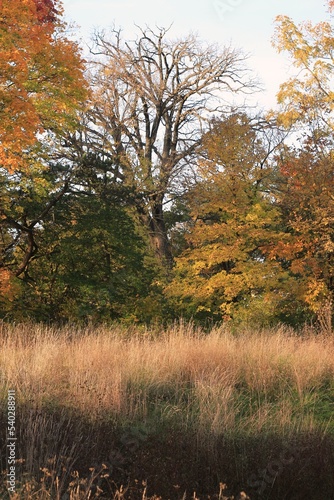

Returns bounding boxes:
[87,26,258,268]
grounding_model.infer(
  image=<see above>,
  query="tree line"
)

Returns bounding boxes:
[0,0,333,326]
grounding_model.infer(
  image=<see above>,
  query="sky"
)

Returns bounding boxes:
[61,0,328,110]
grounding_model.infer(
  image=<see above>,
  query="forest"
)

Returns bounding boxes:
[0,0,333,327]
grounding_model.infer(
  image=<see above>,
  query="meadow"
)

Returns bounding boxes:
[0,321,333,499]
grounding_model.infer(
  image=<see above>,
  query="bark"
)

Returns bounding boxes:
[149,203,173,269]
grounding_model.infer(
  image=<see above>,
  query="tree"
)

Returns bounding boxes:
[2,174,160,323]
[272,0,334,319]
[272,135,334,316]
[86,26,257,269]
[0,0,86,171]
[272,1,334,131]
[166,113,290,325]
[0,0,87,286]
[0,148,168,323]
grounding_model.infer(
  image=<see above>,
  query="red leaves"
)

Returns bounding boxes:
[33,0,58,23]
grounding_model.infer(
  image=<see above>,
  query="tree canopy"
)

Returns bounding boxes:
[0,1,333,326]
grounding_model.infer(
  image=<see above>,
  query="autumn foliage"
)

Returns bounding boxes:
[0,0,86,172]
[33,0,59,23]
[0,1,333,326]
[0,0,88,296]
[275,141,334,313]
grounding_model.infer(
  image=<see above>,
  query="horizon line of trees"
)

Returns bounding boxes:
[0,0,333,327]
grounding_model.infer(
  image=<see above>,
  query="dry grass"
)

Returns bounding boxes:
[0,321,333,436]
[1,321,334,499]
[3,468,247,500]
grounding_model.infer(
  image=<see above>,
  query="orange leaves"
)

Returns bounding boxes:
[0,269,20,302]
[0,3,41,166]
[0,0,46,169]
[0,0,87,172]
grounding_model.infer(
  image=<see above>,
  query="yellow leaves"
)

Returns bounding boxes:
[196,305,211,313]
[168,112,290,322]
[273,7,334,129]
[273,15,306,56]
[272,15,290,53]
[304,279,330,312]
[215,273,245,302]
[323,239,334,253]
[245,203,269,224]
[192,260,209,276]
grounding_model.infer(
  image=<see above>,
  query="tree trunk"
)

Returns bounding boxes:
[149,203,173,270]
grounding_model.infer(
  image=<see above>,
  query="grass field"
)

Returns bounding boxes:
[0,321,333,499]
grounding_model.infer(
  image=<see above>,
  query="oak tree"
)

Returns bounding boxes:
[86,26,257,268]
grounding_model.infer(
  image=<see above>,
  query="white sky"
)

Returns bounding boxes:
[61,0,328,110]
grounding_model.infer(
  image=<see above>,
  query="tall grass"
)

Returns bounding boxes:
[1,322,333,435]
[0,321,334,498]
